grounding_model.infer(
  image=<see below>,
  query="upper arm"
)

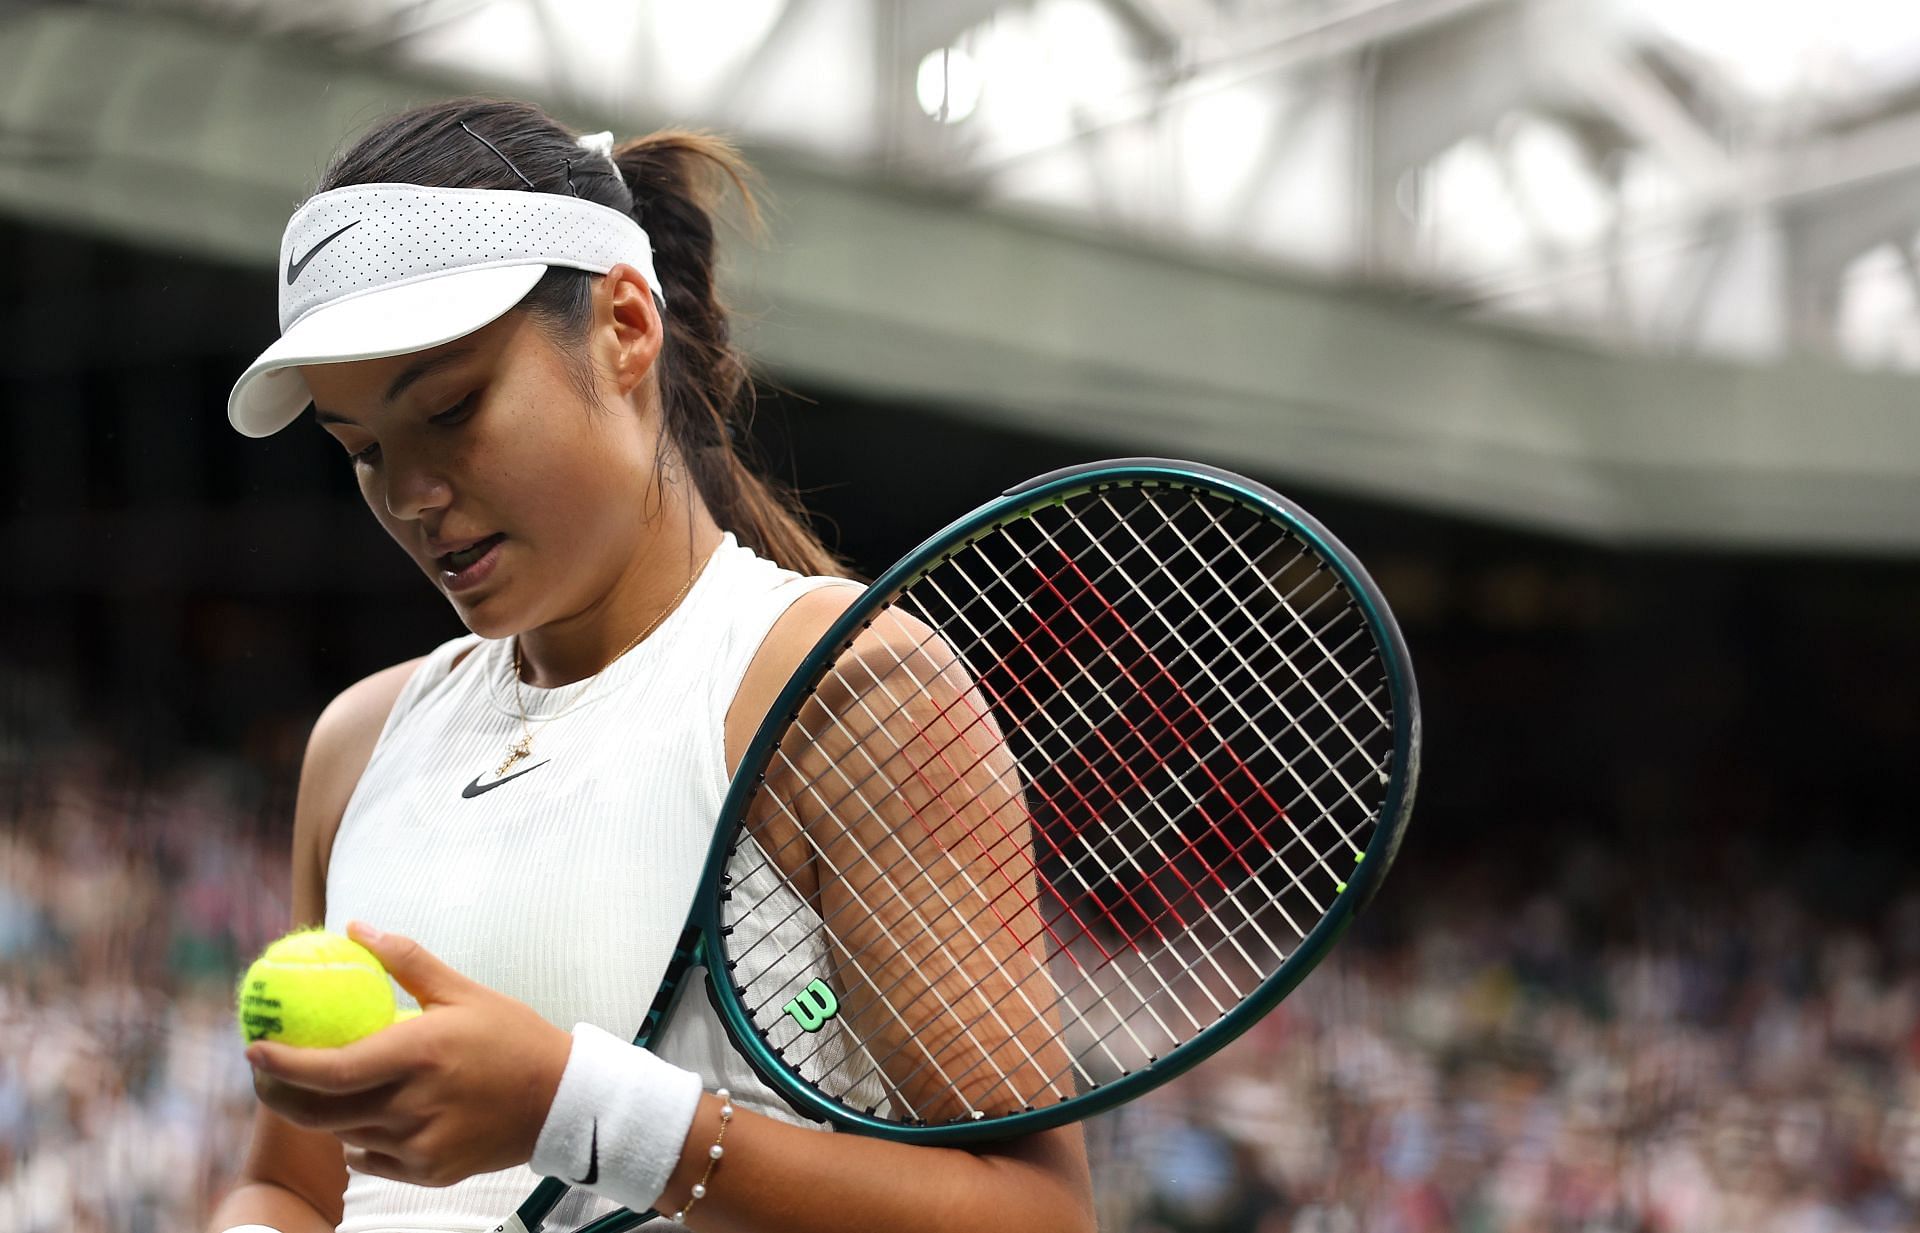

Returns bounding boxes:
[236,655,426,1221]
[744,595,1073,1099]
[729,589,1091,1204]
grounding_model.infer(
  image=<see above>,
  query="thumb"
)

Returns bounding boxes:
[349,921,470,1007]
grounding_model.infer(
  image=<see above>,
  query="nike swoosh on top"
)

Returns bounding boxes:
[460,759,550,799]
[285,220,360,285]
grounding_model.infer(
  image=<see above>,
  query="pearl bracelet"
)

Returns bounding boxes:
[671,1087,733,1224]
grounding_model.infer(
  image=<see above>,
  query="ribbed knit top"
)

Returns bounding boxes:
[323,532,860,1233]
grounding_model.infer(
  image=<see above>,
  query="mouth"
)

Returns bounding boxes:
[436,533,504,572]
[435,533,508,590]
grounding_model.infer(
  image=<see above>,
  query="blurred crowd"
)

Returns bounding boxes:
[1096,867,1920,1233]
[5,738,1919,1233]
[1,737,290,1233]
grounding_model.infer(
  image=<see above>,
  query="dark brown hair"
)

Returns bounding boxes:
[318,97,848,578]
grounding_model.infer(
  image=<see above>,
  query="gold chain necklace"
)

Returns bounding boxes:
[496,553,706,777]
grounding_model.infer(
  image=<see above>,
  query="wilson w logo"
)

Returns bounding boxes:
[782,978,839,1032]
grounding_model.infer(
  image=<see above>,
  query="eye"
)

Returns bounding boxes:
[431,392,479,426]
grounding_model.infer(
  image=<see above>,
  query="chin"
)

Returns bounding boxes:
[441,584,520,642]
[456,608,522,644]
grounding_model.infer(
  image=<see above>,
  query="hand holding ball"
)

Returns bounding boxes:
[237,928,410,1047]
[238,923,574,1189]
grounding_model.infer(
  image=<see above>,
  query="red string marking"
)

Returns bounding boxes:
[1055,548,1294,866]
[874,566,1231,960]
[988,533,1306,961]
[964,554,1255,962]
[1023,548,1291,915]
[968,599,1203,958]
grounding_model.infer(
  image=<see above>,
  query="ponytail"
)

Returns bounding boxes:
[609,132,848,579]
[317,99,852,580]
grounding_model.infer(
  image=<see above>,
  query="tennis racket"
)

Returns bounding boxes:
[499,457,1420,1233]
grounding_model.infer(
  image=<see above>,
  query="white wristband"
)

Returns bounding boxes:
[530,1023,704,1213]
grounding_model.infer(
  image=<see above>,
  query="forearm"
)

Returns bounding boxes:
[205,1179,337,1233]
[655,1094,1094,1233]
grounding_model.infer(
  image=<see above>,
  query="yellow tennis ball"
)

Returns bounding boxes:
[237,929,396,1048]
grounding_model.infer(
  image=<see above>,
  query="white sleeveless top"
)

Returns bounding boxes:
[324,532,861,1233]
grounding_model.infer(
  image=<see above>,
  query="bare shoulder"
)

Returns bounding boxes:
[723,583,863,775]
[301,658,425,803]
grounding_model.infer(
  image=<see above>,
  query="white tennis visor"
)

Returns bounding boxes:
[227,183,664,438]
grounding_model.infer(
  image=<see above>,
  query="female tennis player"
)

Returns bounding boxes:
[207,98,1093,1233]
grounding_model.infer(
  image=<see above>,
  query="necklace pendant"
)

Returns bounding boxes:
[496,736,533,778]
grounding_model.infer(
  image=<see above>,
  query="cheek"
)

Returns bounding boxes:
[486,406,648,540]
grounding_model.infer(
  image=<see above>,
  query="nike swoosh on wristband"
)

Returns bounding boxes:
[285,220,360,285]
[460,759,550,799]
[578,1120,599,1186]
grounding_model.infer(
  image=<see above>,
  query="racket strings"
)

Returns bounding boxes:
[729,522,1339,1018]
[739,643,1191,1100]
[743,671,1389,1015]
[736,511,1362,951]
[739,497,1388,1073]
[949,538,1318,954]
[733,556,1382,1060]
[721,485,1397,1123]
[763,674,1396,1105]
[743,706,1379,1117]
[1069,495,1390,844]
[823,522,1376,947]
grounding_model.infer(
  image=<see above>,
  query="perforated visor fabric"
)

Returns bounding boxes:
[228,183,664,437]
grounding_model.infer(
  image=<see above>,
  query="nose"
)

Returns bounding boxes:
[378,447,453,523]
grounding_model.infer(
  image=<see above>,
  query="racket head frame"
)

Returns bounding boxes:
[682,457,1421,1144]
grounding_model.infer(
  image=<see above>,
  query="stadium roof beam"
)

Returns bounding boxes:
[976,0,1513,174]
[4,4,1920,553]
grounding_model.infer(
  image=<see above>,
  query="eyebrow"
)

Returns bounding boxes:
[311,346,477,426]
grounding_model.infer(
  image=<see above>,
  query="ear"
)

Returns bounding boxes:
[596,263,665,397]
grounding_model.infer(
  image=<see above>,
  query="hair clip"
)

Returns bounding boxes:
[576,130,617,165]
[459,120,537,190]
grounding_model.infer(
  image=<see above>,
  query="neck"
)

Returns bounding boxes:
[515,496,727,688]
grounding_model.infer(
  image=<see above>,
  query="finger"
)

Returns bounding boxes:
[349,922,470,1008]
[344,1143,461,1190]
[336,1119,421,1154]
[254,1072,409,1133]
[248,1030,416,1095]
[343,1144,412,1184]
